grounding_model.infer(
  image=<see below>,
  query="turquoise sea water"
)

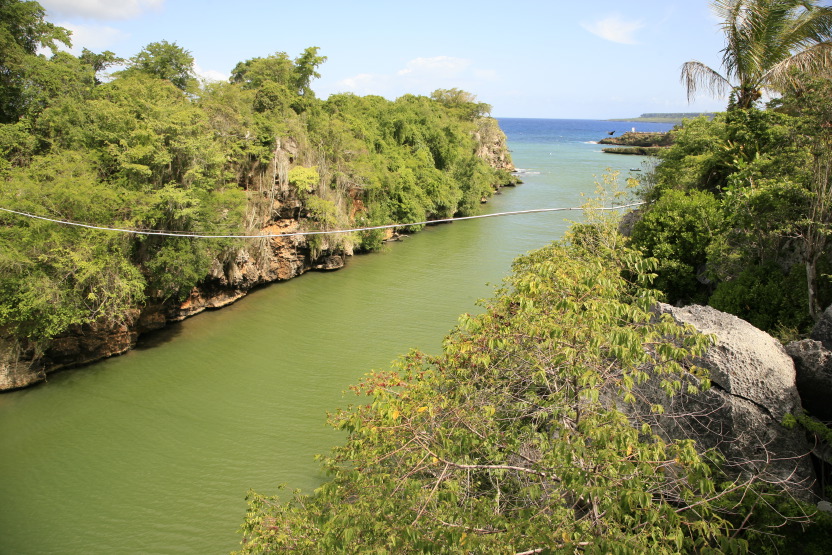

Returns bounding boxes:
[0,118,673,554]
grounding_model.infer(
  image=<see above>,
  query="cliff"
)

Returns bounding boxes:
[0,119,515,391]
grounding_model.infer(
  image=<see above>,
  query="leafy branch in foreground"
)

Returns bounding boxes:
[238,220,765,553]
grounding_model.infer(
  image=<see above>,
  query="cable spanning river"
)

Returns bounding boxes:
[0,118,673,554]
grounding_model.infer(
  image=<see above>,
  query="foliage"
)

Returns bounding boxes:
[237,220,763,553]
[773,75,832,319]
[630,189,724,304]
[121,40,198,92]
[708,262,813,331]
[633,92,832,331]
[0,0,71,122]
[288,165,319,197]
[0,151,146,343]
[0,3,512,350]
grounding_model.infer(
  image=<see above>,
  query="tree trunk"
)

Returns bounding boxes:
[807,256,821,321]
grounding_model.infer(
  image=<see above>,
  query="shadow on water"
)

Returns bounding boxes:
[133,319,185,350]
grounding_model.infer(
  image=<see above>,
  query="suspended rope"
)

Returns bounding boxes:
[0,202,645,239]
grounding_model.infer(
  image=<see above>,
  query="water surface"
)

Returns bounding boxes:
[0,118,673,554]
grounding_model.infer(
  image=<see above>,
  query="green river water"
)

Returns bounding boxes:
[0,119,665,554]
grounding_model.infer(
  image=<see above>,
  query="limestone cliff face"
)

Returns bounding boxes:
[474,118,515,173]
[1,121,514,391]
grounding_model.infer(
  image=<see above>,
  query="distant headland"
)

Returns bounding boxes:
[609,112,718,123]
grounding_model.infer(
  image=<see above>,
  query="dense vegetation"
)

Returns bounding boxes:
[0,1,513,359]
[629,0,832,334]
[238,192,828,553]
[629,78,832,335]
[239,208,744,553]
[238,1,832,552]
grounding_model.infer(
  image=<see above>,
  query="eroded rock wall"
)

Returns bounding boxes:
[1,120,512,391]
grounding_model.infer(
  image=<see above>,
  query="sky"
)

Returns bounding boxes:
[38,0,732,119]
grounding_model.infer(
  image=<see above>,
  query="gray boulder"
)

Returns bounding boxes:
[785,339,832,422]
[632,304,816,498]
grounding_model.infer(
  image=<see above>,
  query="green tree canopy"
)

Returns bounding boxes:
[230,47,326,97]
[0,0,71,122]
[122,40,197,92]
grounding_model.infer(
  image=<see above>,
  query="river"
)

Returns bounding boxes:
[0,118,673,554]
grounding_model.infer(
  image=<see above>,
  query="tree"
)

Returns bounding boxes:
[291,46,326,98]
[431,88,492,119]
[0,0,71,122]
[79,48,122,84]
[775,77,832,319]
[230,47,326,114]
[681,0,832,109]
[230,52,295,90]
[237,212,765,552]
[123,40,197,92]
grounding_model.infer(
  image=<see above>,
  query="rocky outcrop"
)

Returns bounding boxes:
[810,304,832,351]
[785,339,832,422]
[785,308,832,422]
[599,131,673,147]
[631,304,816,498]
[475,117,515,173]
[1,120,516,391]
[1,307,167,390]
[600,131,673,155]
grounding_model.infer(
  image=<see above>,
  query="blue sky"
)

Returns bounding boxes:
[40,0,730,119]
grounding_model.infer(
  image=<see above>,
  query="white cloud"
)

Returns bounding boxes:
[194,62,229,83]
[581,15,645,45]
[337,56,494,98]
[40,0,164,20]
[338,73,387,94]
[59,22,126,52]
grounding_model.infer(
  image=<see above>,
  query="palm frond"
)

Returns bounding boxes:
[680,61,732,102]
[783,3,832,49]
[713,0,749,80]
[763,41,832,91]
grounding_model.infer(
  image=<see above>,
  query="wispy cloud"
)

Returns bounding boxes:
[59,22,127,52]
[339,73,383,93]
[40,0,164,20]
[337,56,495,97]
[581,15,645,45]
[194,62,229,83]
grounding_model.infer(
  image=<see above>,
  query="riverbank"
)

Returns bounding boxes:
[1,97,517,392]
[0,118,666,554]
[0,165,517,392]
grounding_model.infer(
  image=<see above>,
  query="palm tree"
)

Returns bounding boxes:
[682,0,832,109]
